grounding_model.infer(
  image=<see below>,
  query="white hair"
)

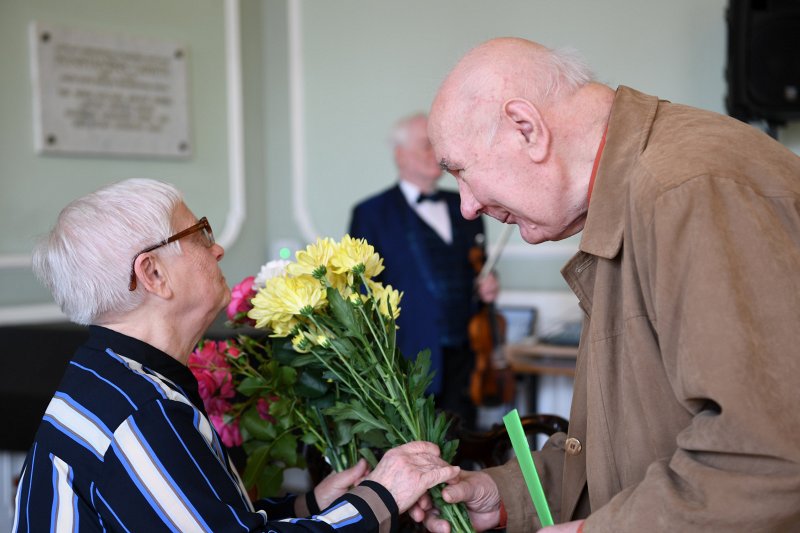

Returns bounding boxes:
[482,46,595,147]
[528,46,595,104]
[32,178,183,325]
[389,112,428,149]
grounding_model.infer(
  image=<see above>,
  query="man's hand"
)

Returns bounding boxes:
[365,442,460,513]
[408,469,502,532]
[314,458,370,510]
[477,272,499,303]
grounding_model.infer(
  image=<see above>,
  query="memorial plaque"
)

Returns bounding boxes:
[29,22,191,158]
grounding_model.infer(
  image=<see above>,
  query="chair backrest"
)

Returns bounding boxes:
[452,413,569,469]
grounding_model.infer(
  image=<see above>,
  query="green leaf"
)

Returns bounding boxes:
[271,432,298,465]
[358,428,390,449]
[408,349,434,398]
[308,392,336,409]
[295,371,329,398]
[441,438,459,463]
[238,376,264,396]
[241,408,278,441]
[256,464,285,498]
[289,353,319,367]
[273,340,298,364]
[243,444,270,488]
[327,287,358,333]
[333,421,354,447]
[270,397,294,417]
[278,366,298,386]
[359,446,379,468]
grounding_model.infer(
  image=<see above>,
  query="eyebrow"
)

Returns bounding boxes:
[439,158,453,171]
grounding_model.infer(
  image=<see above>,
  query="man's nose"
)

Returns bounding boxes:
[459,186,482,220]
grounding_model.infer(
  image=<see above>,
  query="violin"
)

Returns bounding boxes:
[467,231,516,407]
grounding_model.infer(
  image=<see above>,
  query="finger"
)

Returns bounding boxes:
[401,440,441,457]
[441,480,471,504]
[408,505,424,522]
[423,512,451,533]
[422,465,461,489]
[416,493,433,511]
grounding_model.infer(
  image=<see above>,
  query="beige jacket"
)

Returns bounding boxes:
[487,87,800,532]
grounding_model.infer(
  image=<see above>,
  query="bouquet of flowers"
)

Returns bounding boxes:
[191,235,473,531]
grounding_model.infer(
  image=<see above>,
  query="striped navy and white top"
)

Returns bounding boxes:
[13,326,396,532]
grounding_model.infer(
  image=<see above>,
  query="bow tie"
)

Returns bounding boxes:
[416,191,443,204]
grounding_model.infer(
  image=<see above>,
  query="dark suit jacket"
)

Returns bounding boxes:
[348,184,484,394]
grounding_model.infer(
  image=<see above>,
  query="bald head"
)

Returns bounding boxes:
[427,37,613,244]
[429,38,594,144]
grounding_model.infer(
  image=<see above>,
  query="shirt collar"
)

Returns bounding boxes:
[398,179,422,206]
[579,86,661,259]
[86,325,205,412]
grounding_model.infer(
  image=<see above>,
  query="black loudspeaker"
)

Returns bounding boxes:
[725,0,800,125]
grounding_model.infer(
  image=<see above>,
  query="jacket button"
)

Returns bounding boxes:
[565,437,582,456]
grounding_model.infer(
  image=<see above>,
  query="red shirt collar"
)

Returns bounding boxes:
[587,126,608,205]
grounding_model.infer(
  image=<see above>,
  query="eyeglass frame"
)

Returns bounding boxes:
[128,216,215,291]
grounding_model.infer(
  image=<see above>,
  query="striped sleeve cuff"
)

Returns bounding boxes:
[345,480,398,533]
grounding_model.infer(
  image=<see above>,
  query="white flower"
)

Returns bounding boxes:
[254,260,291,289]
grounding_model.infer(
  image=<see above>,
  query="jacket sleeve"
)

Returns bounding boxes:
[97,398,396,532]
[484,433,568,532]
[585,176,800,531]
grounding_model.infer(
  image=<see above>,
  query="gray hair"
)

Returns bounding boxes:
[32,178,183,325]
[526,46,595,104]
[389,112,428,149]
[482,46,594,147]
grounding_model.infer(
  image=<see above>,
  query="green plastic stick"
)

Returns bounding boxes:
[503,408,554,527]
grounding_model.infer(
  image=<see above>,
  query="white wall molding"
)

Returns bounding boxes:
[0,0,245,326]
[288,0,317,242]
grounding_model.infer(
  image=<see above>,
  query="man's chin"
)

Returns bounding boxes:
[518,226,550,244]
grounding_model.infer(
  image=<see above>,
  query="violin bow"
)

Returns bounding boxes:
[477,224,514,281]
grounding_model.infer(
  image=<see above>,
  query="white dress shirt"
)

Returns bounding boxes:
[398,180,453,244]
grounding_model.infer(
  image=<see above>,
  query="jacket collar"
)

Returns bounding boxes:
[579,86,660,259]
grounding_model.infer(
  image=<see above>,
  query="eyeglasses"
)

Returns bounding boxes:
[128,216,215,291]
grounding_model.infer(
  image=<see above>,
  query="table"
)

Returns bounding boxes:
[505,338,578,415]
[505,338,578,377]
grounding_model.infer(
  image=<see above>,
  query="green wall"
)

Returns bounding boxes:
[2,0,799,322]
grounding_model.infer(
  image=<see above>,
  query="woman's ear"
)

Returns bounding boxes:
[133,253,173,299]
[502,98,551,163]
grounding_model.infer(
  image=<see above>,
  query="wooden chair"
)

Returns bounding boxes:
[452,413,569,470]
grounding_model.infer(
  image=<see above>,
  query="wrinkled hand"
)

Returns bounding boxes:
[477,272,499,303]
[365,442,460,513]
[408,469,501,532]
[541,519,584,532]
[314,458,370,510]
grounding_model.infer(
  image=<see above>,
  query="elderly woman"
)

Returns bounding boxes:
[13,178,457,532]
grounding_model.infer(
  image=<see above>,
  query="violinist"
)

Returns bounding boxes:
[348,112,499,429]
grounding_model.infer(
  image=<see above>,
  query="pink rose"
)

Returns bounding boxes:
[210,414,243,448]
[194,369,217,402]
[227,276,257,325]
[256,397,277,424]
[205,396,232,417]
[189,340,238,402]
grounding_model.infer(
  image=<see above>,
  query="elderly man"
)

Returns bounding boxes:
[412,37,800,532]
[348,113,499,429]
[14,178,459,532]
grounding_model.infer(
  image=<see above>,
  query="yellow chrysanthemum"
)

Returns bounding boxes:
[248,274,326,334]
[287,237,337,278]
[330,235,384,280]
[369,280,402,319]
[291,331,311,353]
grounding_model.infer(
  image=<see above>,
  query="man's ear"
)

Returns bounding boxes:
[133,253,173,299]
[502,98,550,163]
